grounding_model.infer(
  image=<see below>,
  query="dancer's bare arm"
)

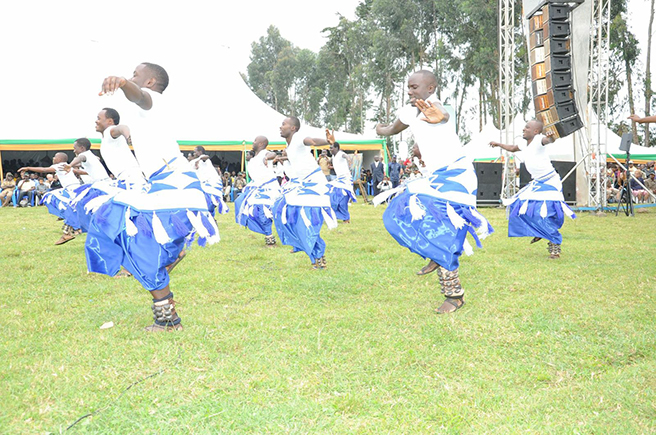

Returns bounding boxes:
[100,77,153,110]
[17,166,55,174]
[109,125,132,145]
[376,119,408,136]
[489,141,520,153]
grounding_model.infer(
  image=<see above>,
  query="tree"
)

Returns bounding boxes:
[245,26,292,112]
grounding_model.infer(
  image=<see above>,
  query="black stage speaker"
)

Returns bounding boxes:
[619,133,633,153]
[519,160,576,203]
[528,0,583,139]
[474,162,503,203]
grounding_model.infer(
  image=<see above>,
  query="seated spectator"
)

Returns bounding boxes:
[377,175,393,193]
[644,172,656,195]
[50,174,62,190]
[35,177,49,204]
[233,172,247,198]
[45,174,54,190]
[16,172,36,207]
[0,172,16,207]
[631,170,650,203]
[606,177,619,203]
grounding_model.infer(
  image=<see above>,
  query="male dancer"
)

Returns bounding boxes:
[18,152,84,244]
[189,145,228,216]
[490,119,575,259]
[67,138,109,183]
[234,136,281,245]
[273,117,337,269]
[94,107,143,183]
[375,70,493,314]
[58,137,109,239]
[326,131,356,223]
[88,62,220,331]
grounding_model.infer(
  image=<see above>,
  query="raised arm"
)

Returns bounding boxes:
[541,129,556,145]
[17,166,55,174]
[110,125,132,145]
[489,141,520,153]
[100,77,153,110]
[304,128,335,147]
[376,118,408,137]
[628,114,656,124]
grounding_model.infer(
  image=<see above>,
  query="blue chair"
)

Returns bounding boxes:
[12,187,36,207]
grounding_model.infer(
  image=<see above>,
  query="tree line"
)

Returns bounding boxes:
[244,0,654,146]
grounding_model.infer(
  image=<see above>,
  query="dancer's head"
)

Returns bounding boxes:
[407,70,437,107]
[280,116,300,140]
[95,108,120,133]
[330,142,340,156]
[53,152,68,164]
[130,62,169,93]
[193,146,206,158]
[252,135,269,153]
[522,119,544,141]
[73,138,92,155]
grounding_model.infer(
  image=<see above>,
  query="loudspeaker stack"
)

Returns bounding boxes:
[528,1,583,138]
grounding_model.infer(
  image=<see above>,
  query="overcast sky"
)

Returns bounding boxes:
[0,0,653,139]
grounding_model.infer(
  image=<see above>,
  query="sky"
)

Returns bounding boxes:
[0,0,653,140]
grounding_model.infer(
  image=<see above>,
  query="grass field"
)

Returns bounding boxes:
[0,203,655,433]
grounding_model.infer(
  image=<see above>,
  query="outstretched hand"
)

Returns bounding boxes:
[628,114,641,123]
[63,164,72,173]
[416,99,445,124]
[325,128,336,145]
[489,141,501,148]
[99,76,127,96]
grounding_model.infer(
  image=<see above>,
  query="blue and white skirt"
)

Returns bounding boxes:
[273,168,336,262]
[376,157,493,271]
[235,178,281,236]
[327,176,356,221]
[504,170,575,244]
[85,162,220,290]
[42,186,78,222]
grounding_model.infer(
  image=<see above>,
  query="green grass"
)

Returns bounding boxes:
[0,203,655,434]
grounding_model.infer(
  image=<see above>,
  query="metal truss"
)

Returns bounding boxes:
[499,0,517,200]
[585,0,611,209]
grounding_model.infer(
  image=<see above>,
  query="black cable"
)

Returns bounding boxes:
[65,338,183,432]
[65,368,165,431]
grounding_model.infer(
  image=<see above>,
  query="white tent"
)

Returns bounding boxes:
[462,121,503,161]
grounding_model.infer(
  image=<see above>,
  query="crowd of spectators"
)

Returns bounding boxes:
[606,161,656,203]
[0,169,63,208]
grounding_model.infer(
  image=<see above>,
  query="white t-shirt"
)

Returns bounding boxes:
[101,127,142,180]
[397,94,462,171]
[79,150,109,182]
[247,149,275,184]
[51,163,80,189]
[129,88,186,177]
[517,134,555,179]
[190,156,221,184]
[332,150,350,179]
[286,134,318,179]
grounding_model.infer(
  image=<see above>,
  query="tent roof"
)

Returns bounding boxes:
[0,41,378,146]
